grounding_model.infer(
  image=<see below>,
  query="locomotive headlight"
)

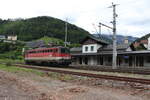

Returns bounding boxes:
[49,55,52,57]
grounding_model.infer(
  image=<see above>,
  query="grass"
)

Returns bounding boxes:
[37,36,64,45]
[0,63,76,81]
[0,64,44,76]
[0,59,24,64]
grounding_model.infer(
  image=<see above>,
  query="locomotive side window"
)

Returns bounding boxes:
[48,49,52,52]
[45,50,47,53]
[29,51,35,54]
[55,49,58,52]
[44,50,47,53]
[45,50,48,53]
[38,50,42,53]
[41,50,44,53]
[53,49,58,53]
[46,50,49,52]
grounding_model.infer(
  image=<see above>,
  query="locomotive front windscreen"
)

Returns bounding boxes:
[60,48,70,54]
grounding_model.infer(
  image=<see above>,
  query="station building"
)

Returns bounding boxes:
[70,34,150,68]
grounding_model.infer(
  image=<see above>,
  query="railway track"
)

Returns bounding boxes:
[70,65,150,75]
[14,64,150,85]
[2,61,150,75]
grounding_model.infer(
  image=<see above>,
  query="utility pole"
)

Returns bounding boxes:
[109,2,118,69]
[65,18,68,47]
[99,3,118,69]
[98,23,101,35]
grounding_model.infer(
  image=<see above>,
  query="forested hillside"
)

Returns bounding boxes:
[0,16,89,43]
[0,41,24,59]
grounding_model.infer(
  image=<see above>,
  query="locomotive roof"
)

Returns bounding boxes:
[27,46,68,51]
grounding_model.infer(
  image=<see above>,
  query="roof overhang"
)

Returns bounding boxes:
[71,50,150,56]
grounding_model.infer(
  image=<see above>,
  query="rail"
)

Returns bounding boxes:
[15,64,150,85]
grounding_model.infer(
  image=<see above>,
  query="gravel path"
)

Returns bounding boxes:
[0,73,37,100]
[0,70,149,100]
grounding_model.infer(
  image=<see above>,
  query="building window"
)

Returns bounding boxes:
[91,46,94,51]
[85,46,88,51]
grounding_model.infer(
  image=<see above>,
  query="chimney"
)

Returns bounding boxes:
[124,37,128,44]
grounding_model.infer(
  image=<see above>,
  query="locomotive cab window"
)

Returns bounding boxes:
[52,49,58,53]
[61,48,70,54]
[54,49,58,53]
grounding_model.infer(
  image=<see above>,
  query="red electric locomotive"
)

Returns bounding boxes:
[24,46,71,66]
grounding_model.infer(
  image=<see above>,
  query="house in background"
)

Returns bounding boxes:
[0,35,6,40]
[0,35,18,41]
[71,33,150,68]
[130,33,150,50]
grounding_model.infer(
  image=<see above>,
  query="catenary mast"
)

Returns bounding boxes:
[111,3,118,69]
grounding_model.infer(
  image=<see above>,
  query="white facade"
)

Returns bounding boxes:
[126,47,132,51]
[82,44,102,53]
[88,56,97,65]
[148,37,150,50]
[7,35,17,41]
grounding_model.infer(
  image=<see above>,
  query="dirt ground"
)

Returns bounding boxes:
[0,70,150,100]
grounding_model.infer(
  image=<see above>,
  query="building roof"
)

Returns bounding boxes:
[26,40,46,48]
[129,33,150,51]
[134,33,150,43]
[99,43,130,51]
[71,50,150,56]
[70,47,82,52]
[80,35,111,45]
[120,50,150,54]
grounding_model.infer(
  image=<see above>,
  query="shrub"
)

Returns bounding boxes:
[5,62,12,66]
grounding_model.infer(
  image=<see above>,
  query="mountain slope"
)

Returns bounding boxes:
[37,36,64,45]
[93,34,138,44]
[0,16,90,43]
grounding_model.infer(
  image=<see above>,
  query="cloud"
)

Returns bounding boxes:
[0,0,149,37]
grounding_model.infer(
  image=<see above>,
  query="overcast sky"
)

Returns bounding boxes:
[0,0,150,37]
